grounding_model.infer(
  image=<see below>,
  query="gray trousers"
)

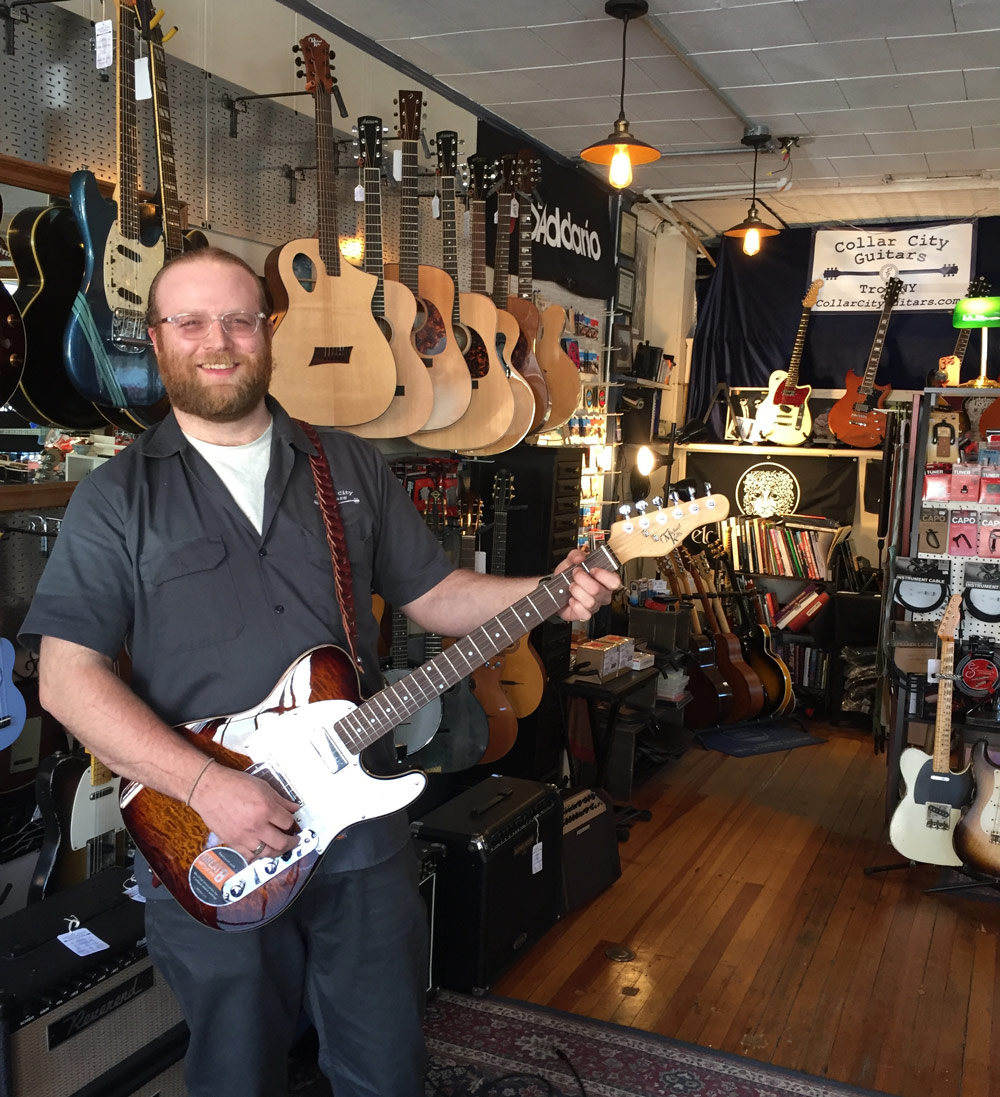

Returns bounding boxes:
[145,843,429,1097]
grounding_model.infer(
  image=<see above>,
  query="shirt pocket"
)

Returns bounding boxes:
[138,535,244,652]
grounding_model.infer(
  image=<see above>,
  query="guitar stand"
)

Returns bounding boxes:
[863,858,1000,896]
[613,803,652,842]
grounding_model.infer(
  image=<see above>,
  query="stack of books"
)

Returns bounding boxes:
[772,583,831,632]
[722,514,852,581]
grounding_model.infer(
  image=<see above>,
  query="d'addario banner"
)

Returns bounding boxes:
[809,221,975,312]
[476,120,615,300]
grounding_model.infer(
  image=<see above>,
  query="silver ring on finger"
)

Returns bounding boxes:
[251,840,266,856]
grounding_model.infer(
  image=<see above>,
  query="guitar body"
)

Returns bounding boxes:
[413,292,515,452]
[121,645,428,931]
[405,658,491,775]
[682,631,733,730]
[756,371,813,446]
[347,279,435,438]
[470,655,518,765]
[712,632,765,723]
[29,752,126,902]
[8,203,105,429]
[828,372,892,448]
[384,262,472,432]
[267,239,397,426]
[383,667,441,755]
[64,171,167,411]
[757,622,795,716]
[462,308,535,455]
[505,294,552,431]
[738,624,793,718]
[535,303,580,429]
[888,746,971,866]
[498,636,546,719]
[497,308,548,434]
[953,740,1000,874]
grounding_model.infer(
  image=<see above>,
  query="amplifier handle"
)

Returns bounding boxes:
[469,787,514,819]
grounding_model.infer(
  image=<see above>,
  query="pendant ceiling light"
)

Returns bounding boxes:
[580,1,661,190]
[723,133,781,256]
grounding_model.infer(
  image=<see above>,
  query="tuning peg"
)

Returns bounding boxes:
[292,44,301,52]
[294,56,303,66]
[635,499,648,514]
[329,50,335,58]
[704,481,712,495]
[296,70,304,78]
[651,496,663,508]
[618,504,632,519]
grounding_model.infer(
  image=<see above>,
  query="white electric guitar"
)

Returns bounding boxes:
[755,279,822,446]
[889,594,972,866]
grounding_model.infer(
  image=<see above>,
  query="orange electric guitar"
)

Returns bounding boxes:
[828,277,902,448]
[266,34,397,427]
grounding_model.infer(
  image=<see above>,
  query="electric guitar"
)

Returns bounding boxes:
[954,739,1000,875]
[346,115,434,439]
[889,594,972,866]
[266,34,397,427]
[828,277,902,448]
[63,0,167,419]
[755,279,822,446]
[411,131,515,453]
[120,493,730,931]
[30,751,129,901]
[928,276,991,387]
[385,90,471,432]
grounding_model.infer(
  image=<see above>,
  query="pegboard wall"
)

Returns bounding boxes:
[0,509,66,645]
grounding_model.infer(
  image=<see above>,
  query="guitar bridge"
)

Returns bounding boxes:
[310,346,353,366]
[112,309,152,354]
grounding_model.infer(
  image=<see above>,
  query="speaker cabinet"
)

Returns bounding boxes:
[0,868,186,1097]
[411,776,562,994]
[560,787,621,913]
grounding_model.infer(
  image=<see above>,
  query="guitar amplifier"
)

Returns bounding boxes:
[411,776,561,993]
[560,787,621,913]
[0,867,187,1097]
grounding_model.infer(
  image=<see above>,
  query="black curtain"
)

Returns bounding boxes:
[691,216,1000,430]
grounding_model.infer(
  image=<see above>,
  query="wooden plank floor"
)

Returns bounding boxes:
[494,725,1000,1097]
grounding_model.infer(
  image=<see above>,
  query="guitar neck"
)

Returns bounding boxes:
[952,326,972,364]
[389,605,408,670]
[362,164,386,317]
[516,192,533,300]
[116,2,141,242]
[492,505,508,577]
[470,198,488,296]
[784,305,814,391]
[493,190,513,307]
[439,176,462,326]
[314,87,342,276]
[932,637,955,773]
[859,295,897,395]
[147,25,184,258]
[398,137,421,293]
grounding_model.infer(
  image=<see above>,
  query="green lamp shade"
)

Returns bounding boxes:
[953,296,1000,328]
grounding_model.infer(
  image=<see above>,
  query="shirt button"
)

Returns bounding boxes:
[259,548,267,557]
[274,604,284,614]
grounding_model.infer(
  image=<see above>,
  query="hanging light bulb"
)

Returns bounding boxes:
[743,226,761,256]
[580,2,661,189]
[723,139,780,256]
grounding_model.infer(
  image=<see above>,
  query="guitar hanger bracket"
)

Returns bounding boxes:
[2,0,65,56]
[222,88,348,139]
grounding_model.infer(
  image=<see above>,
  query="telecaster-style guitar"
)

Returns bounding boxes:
[411,131,515,453]
[828,277,902,448]
[266,34,397,427]
[889,595,972,866]
[755,279,822,446]
[954,739,1000,876]
[347,116,434,439]
[384,90,471,432]
[120,493,729,931]
[63,0,166,419]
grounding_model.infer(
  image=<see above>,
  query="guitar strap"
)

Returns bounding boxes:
[295,420,361,670]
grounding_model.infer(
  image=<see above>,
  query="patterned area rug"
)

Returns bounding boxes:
[423,991,889,1097]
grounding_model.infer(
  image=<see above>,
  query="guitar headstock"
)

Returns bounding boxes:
[294,34,334,97]
[802,279,823,308]
[357,116,384,170]
[513,150,542,196]
[937,592,963,644]
[396,90,424,141]
[883,277,903,308]
[968,275,993,298]
[492,470,515,514]
[434,130,459,181]
[467,155,496,202]
[607,494,730,568]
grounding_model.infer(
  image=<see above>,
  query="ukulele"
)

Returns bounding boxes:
[889,594,971,866]
[384,90,471,432]
[511,151,580,431]
[119,492,730,931]
[266,34,397,427]
[411,131,515,453]
[755,279,822,446]
[828,277,902,448]
[0,639,27,753]
[63,0,167,418]
[347,115,435,439]
[457,154,536,455]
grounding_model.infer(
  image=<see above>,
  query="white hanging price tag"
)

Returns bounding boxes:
[473,550,486,574]
[531,842,543,874]
[134,56,152,100]
[510,197,519,218]
[431,194,440,219]
[392,148,403,183]
[354,184,365,202]
[927,658,940,682]
[58,928,110,957]
[94,19,113,69]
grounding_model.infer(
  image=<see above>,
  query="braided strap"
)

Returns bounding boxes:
[295,420,361,669]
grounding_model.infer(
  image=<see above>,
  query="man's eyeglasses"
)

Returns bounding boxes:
[154,311,268,339]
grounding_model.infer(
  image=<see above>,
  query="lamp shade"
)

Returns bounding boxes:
[722,206,781,241]
[953,296,1000,328]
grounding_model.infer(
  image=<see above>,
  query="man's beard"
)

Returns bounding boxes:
[156,342,273,422]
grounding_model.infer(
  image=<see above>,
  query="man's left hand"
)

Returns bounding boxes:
[553,549,620,622]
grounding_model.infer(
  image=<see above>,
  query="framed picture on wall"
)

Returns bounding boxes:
[616,266,635,313]
[619,209,638,259]
[611,322,634,374]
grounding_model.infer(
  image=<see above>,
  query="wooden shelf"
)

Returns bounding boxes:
[0,481,76,512]
[674,442,882,458]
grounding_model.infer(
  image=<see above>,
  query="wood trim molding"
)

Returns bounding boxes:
[0,154,115,200]
[0,481,76,513]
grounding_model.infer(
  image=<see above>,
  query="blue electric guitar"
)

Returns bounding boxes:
[64,0,166,423]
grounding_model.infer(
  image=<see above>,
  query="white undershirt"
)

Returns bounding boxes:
[183,422,273,534]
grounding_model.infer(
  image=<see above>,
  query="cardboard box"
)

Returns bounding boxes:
[575,639,620,680]
[601,634,635,671]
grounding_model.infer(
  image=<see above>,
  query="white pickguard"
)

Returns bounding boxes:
[756,371,812,446]
[68,775,124,850]
[889,747,963,866]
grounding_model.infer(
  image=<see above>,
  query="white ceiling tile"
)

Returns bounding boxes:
[533,18,667,65]
[649,4,815,54]
[381,29,560,74]
[796,105,917,135]
[779,156,839,179]
[616,118,724,145]
[684,50,775,86]
[694,117,754,142]
[624,88,728,121]
[803,134,879,157]
[439,71,553,104]
[867,127,975,154]
[631,54,722,92]
[838,70,967,108]
[910,97,1000,127]
[888,30,1000,73]
[797,0,956,40]
[755,39,898,83]
[727,80,849,114]
[972,124,1000,148]
[830,152,931,177]
[498,96,620,129]
[966,68,1000,98]
[952,0,1000,32]
[924,147,1000,170]
[636,161,755,186]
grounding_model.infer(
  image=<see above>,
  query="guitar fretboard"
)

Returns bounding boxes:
[493,188,514,308]
[362,163,386,317]
[516,192,533,301]
[148,32,183,258]
[116,3,141,243]
[439,176,462,326]
[398,139,421,294]
[470,198,488,296]
[858,282,901,397]
[932,637,955,774]
[783,305,814,397]
[314,86,342,277]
